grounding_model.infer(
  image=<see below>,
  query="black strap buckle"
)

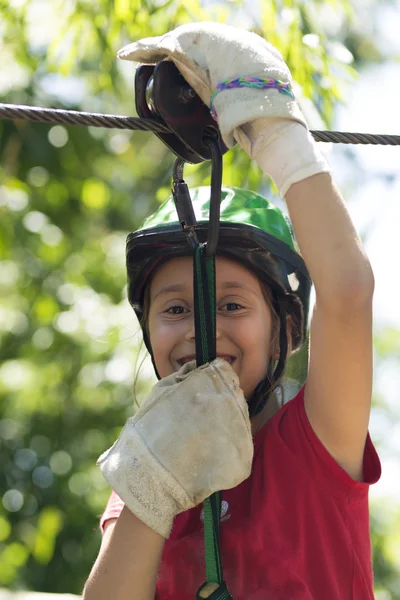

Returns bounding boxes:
[135,61,232,164]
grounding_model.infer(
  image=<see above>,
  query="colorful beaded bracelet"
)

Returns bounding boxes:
[209,76,295,121]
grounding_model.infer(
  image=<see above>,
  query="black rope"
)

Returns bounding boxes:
[1,103,400,146]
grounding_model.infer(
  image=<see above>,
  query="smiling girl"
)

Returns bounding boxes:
[149,254,277,425]
[83,22,381,600]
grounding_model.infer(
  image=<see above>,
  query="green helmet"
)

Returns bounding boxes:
[126,186,311,410]
[127,185,310,335]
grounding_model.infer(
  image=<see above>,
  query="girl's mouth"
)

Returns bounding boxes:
[177,355,236,366]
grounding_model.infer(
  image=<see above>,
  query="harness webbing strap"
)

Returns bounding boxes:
[172,139,232,599]
[193,245,233,600]
[194,244,216,363]
[203,493,222,582]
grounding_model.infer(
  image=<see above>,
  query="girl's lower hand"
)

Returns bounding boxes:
[97,358,253,539]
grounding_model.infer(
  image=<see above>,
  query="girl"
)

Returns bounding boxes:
[83,23,381,600]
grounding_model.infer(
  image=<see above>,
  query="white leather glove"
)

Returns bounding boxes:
[118,21,330,196]
[97,358,253,539]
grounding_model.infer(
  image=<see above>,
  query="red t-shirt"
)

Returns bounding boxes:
[100,386,381,599]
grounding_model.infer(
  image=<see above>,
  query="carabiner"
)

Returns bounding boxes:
[171,134,222,257]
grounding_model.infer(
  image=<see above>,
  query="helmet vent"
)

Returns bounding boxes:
[288,272,300,291]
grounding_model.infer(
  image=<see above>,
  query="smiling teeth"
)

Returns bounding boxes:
[180,356,234,366]
[214,356,235,365]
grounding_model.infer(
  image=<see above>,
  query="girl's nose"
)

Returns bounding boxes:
[184,319,195,341]
[184,318,222,341]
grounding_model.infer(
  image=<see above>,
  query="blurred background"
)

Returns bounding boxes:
[1,0,400,597]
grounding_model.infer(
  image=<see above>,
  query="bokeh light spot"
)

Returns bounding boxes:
[41,224,64,246]
[0,516,11,542]
[48,125,69,148]
[32,466,54,489]
[68,473,90,496]
[0,419,23,441]
[81,178,110,209]
[32,327,54,350]
[2,489,24,512]
[0,186,28,211]
[30,435,51,457]
[27,166,49,187]
[50,451,73,476]
[23,210,48,233]
[14,448,37,471]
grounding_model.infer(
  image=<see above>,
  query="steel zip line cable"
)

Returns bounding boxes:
[1,103,400,146]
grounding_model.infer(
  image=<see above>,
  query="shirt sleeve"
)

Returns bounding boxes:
[100,490,125,535]
[278,385,381,499]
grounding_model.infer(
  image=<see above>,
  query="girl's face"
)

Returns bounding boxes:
[148,256,276,400]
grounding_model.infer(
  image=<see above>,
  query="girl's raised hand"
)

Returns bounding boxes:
[97,358,253,539]
[118,22,329,197]
[117,22,306,149]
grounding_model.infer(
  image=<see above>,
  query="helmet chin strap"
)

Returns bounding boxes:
[142,330,161,380]
[247,303,288,417]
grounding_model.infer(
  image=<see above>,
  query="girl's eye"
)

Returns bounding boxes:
[165,303,242,315]
[166,305,187,315]
[222,302,243,311]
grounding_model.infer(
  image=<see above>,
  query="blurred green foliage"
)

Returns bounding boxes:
[0,0,399,596]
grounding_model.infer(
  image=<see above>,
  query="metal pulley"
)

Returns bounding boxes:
[134,61,232,163]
